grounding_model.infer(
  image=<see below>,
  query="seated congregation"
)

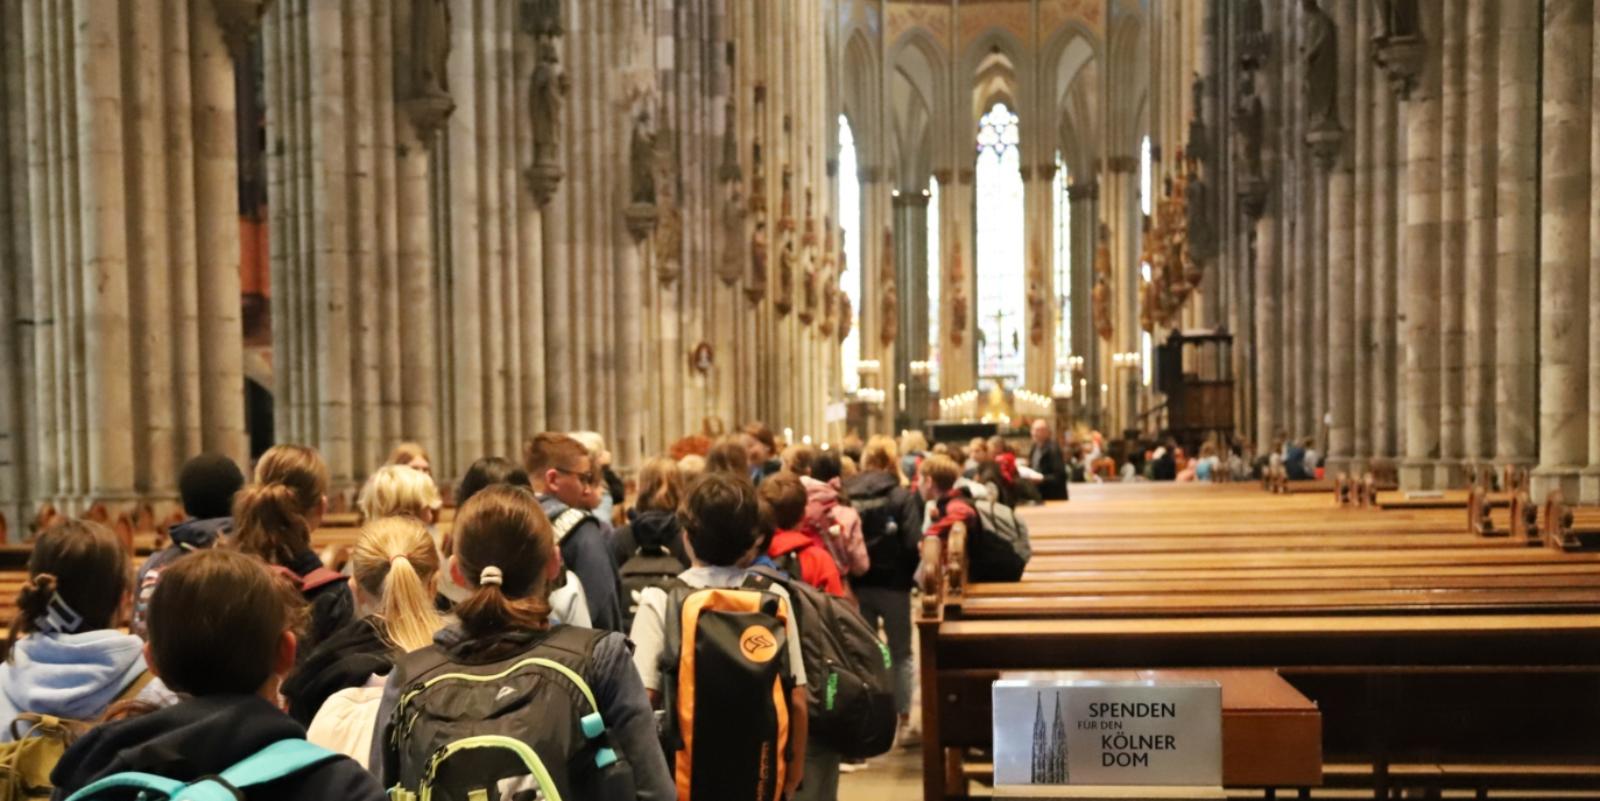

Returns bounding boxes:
[0,424,1032,801]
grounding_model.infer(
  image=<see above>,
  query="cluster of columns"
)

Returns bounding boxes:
[1209,0,1591,498]
[0,0,250,525]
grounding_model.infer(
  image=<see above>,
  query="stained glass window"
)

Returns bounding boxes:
[839,115,862,393]
[975,102,1025,390]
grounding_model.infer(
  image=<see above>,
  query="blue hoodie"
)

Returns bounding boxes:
[0,630,155,741]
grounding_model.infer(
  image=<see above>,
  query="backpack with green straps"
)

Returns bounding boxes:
[381,626,634,801]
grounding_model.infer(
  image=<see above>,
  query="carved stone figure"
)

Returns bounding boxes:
[799,263,818,326]
[746,218,768,304]
[1302,0,1338,133]
[1027,238,1048,347]
[880,227,897,348]
[1093,223,1113,343]
[630,114,657,206]
[775,236,796,316]
[839,294,854,343]
[717,181,747,286]
[948,233,967,348]
[413,0,451,100]
[530,39,569,162]
[1233,74,1264,177]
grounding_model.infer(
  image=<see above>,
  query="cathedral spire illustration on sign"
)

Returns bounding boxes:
[1031,691,1069,784]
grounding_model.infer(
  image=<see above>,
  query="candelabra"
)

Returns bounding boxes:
[938,389,979,421]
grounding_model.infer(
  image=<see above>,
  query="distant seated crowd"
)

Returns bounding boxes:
[1055,428,1326,484]
[0,420,1061,801]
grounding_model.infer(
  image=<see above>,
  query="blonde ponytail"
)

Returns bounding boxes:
[351,516,443,651]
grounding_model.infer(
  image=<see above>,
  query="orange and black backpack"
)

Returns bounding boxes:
[658,577,793,801]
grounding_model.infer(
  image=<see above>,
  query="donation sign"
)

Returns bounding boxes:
[992,678,1222,788]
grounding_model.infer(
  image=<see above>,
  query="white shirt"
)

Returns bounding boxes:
[629,565,807,692]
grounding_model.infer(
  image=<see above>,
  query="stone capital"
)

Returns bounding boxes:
[1373,34,1426,100]
[1306,126,1343,170]
[931,168,954,185]
[402,94,456,139]
[1038,163,1060,182]
[525,161,565,206]
[625,203,660,242]
[1106,155,1139,174]
[892,192,930,209]
[1066,180,1099,202]
[1018,165,1034,181]
[1237,176,1269,220]
[957,168,976,185]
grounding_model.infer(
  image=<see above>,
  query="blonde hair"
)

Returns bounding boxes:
[351,517,443,652]
[899,430,930,456]
[637,457,683,513]
[358,464,443,521]
[862,435,905,483]
[677,454,707,477]
[920,453,963,492]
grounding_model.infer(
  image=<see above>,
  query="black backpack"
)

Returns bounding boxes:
[849,487,920,577]
[968,496,1032,582]
[381,626,635,801]
[619,547,683,629]
[745,569,898,760]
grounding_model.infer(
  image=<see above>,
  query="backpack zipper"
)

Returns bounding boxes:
[419,734,562,801]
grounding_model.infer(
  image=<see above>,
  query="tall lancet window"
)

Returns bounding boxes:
[1052,152,1070,387]
[975,102,1025,389]
[1138,135,1153,387]
[839,115,862,393]
[927,175,941,393]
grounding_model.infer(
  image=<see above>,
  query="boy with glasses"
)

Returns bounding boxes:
[524,432,627,631]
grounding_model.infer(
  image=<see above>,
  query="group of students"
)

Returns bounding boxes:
[0,422,1026,801]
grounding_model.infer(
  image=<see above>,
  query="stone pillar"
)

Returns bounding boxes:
[1533,0,1592,502]
[892,190,930,429]
[1069,181,1098,416]
[1394,0,1444,490]
[1350,0,1373,469]
[1371,44,1400,461]
[1495,0,1539,472]
[1436,0,1468,486]
[1461,0,1497,471]
[1321,0,1355,475]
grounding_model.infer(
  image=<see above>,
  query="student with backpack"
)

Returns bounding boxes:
[630,472,809,800]
[49,548,385,801]
[372,485,673,801]
[132,453,245,637]
[759,474,846,597]
[525,433,626,631]
[610,458,691,628]
[800,451,868,581]
[446,457,591,628]
[842,436,925,746]
[281,517,445,740]
[921,455,1031,583]
[233,445,354,653]
[0,521,168,786]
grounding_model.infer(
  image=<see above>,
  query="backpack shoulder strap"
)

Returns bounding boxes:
[298,566,346,593]
[114,670,155,703]
[217,739,343,790]
[62,772,187,801]
[550,508,592,544]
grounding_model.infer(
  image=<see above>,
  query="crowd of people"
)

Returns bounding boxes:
[0,419,1064,801]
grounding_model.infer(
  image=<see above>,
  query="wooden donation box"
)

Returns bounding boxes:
[993,669,1321,793]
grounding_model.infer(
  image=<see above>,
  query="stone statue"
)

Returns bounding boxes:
[839,294,854,343]
[630,113,657,206]
[1302,0,1338,133]
[1185,161,1215,267]
[1234,74,1264,177]
[530,39,569,161]
[1027,238,1048,347]
[799,263,818,326]
[879,227,897,348]
[775,236,795,316]
[948,233,967,348]
[413,0,451,100]
[746,218,768,303]
[717,181,747,286]
[1093,223,1113,343]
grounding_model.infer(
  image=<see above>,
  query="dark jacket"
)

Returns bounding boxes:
[280,616,394,727]
[843,471,924,591]
[1028,440,1069,501]
[283,550,357,655]
[50,694,385,801]
[369,624,674,801]
[539,496,626,632]
[132,517,232,637]
[610,508,690,570]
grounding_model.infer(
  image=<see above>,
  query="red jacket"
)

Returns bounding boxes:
[925,488,979,542]
[769,528,846,597]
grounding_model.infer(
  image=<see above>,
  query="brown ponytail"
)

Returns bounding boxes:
[234,444,328,566]
[7,520,129,657]
[452,484,554,639]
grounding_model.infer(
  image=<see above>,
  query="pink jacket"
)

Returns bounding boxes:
[801,476,869,577]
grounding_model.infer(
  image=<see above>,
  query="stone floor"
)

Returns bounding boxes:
[838,746,923,800]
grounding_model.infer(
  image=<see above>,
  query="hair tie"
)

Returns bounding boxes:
[31,580,83,636]
[479,566,504,587]
[390,554,411,567]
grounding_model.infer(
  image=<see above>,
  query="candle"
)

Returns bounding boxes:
[898,382,907,409]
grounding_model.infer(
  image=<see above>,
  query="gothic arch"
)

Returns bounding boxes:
[841,28,882,170]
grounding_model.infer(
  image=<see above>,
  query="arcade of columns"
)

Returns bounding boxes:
[0,0,843,526]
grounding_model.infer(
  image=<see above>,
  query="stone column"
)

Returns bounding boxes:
[1351,0,1373,469]
[892,190,930,429]
[1391,0,1443,490]
[1533,0,1592,502]
[1069,181,1098,414]
[1436,0,1468,486]
[1321,0,1355,475]
[1461,0,1497,471]
[1495,0,1539,472]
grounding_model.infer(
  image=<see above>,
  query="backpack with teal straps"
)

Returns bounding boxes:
[61,739,339,801]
